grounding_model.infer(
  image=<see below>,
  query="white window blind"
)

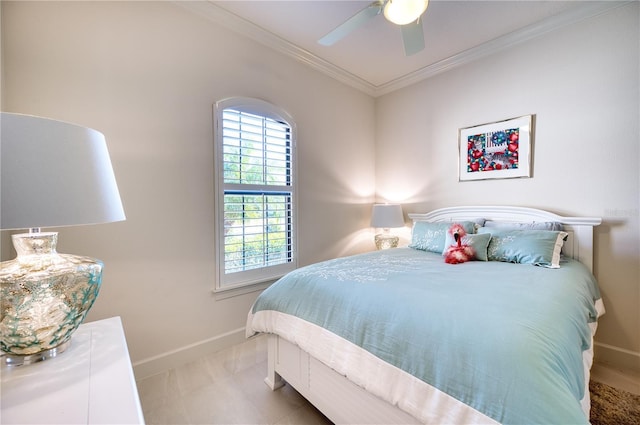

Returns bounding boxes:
[223,192,292,274]
[214,98,297,292]
[221,110,291,186]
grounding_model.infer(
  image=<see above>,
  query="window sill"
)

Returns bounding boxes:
[212,279,277,300]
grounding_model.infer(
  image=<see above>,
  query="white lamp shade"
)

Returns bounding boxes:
[1,113,125,230]
[371,204,404,228]
[384,0,429,26]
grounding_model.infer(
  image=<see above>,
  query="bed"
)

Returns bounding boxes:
[246,206,605,424]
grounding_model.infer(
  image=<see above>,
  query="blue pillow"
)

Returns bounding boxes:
[442,232,492,261]
[477,228,568,268]
[409,221,476,254]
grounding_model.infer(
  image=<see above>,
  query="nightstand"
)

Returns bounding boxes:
[1,316,144,424]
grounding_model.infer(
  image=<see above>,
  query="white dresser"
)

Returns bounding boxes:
[1,316,145,424]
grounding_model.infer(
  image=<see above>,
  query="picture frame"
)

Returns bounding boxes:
[458,114,534,181]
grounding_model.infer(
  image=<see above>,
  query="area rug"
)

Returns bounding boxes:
[590,380,640,425]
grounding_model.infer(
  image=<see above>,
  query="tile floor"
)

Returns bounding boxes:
[137,334,640,425]
[136,334,332,425]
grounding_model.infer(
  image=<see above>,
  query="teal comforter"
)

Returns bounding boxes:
[252,248,601,424]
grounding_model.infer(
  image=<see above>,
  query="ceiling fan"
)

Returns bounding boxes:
[318,0,429,56]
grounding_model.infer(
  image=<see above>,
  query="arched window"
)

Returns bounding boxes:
[213,97,297,292]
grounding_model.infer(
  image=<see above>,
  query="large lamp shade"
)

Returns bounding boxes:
[1,112,125,229]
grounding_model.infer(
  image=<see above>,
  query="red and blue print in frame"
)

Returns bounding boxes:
[458,115,534,181]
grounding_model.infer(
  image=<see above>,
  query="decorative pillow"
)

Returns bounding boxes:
[482,221,564,231]
[477,228,568,268]
[409,221,476,253]
[442,232,492,261]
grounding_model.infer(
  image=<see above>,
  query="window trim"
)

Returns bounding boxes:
[213,97,298,293]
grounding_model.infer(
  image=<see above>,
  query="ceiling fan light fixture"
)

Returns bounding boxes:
[383,0,429,25]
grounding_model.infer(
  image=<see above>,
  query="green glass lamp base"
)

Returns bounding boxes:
[0,232,102,365]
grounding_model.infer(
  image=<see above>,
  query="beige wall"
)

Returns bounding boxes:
[376,2,640,371]
[2,1,638,375]
[1,1,376,376]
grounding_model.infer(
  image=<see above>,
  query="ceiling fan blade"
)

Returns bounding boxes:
[401,19,425,56]
[318,1,384,46]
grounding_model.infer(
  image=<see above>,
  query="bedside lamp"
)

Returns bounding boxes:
[0,112,125,365]
[371,204,404,250]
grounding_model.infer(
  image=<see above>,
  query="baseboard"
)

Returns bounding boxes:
[594,341,640,373]
[131,326,247,380]
[131,332,638,381]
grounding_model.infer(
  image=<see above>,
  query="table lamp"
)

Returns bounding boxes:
[0,112,125,366]
[371,203,404,250]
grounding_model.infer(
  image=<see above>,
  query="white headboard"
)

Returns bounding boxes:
[408,206,601,272]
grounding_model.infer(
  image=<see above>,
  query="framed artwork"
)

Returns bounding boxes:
[458,114,534,181]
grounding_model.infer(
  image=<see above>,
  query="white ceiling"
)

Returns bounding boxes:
[179,1,625,96]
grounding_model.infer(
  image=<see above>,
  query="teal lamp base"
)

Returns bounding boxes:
[0,232,103,366]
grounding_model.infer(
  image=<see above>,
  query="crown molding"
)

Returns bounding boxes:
[174,0,377,96]
[376,1,633,96]
[175,1,631,98]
